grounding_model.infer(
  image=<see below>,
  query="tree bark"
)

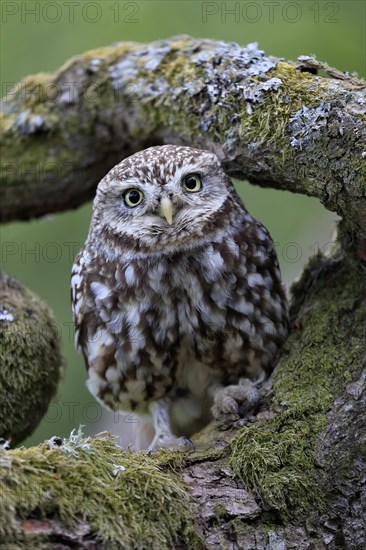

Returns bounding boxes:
[0,37,365,549]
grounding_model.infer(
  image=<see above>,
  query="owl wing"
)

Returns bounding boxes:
[71,249,120,383]
[71,250,86,353]
[220,216,288,374]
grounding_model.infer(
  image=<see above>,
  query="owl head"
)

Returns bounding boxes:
[90,145,241,252]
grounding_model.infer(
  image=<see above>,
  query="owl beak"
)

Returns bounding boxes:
[159,197,174,225]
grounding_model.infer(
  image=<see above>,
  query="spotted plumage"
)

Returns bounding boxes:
[71,145,288,449]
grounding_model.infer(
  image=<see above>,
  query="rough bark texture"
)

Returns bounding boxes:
[1,36,365,234]
[0,37,365,549]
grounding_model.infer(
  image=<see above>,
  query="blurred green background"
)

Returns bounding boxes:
[1,0,364,446]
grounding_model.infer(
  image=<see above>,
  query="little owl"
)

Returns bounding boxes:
[71,145,289,451]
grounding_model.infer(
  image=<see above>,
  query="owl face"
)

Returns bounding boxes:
[91,146,235,251]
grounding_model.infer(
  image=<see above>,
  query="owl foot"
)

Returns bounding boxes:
[148,397,195,452]
[211,379,260,430]
[147,433,194,453]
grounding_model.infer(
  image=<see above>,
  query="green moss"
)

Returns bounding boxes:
[230,248,366,520]
[153,448,188,473]
[239,62,330,148]
[214,502,227,519]
[226,517,255,543]
[0,274,63,445]
[230,420,322,518]
[0,44,131,188]
[0,432,202,549]
[7,73,53,110]
[139,41,208,140]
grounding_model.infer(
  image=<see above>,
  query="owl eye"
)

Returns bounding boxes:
[123,189,144,207]
[182,173,202,192]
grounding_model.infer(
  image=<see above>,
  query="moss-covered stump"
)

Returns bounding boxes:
[1,243,365,549]
[0,273,63,446]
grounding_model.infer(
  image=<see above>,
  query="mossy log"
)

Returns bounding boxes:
[1,36,365,235]
[0,37,365,549]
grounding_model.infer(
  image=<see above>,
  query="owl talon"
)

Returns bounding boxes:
[215,412,240,430]
[221,396,240,415]
[181,437,195,451]
[211,380,260,430]
[147,433,194,453]
[172,436,195,452]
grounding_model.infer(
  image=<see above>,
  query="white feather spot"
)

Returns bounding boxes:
[105,366,120,383]
[90,281,111,300]
[87,329,114,361]
[204,248,224,283]
[247,273,265,288]
[210,284,230,309]
[71,272,82,288]
[118,391,132,408]
[262,319,277,336]
[125,265,136,286]
[108,311,123,334]
[226,239,240,258]
[86,368,107,399]
[125,302,141,329]
[233,299,254,316]
[257,228,268,242]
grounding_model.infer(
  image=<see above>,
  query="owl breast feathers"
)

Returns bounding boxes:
[71,145,289,445]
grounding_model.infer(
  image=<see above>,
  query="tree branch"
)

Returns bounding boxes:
[1,36,365,233]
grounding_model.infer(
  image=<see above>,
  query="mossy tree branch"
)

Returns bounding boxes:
[1,36,365,234]
[1,38,366,549]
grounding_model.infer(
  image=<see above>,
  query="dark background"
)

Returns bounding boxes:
[1,0,364,446]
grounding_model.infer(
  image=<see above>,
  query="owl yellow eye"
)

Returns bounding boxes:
[123,189,143,207]
[182,173,202,192]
